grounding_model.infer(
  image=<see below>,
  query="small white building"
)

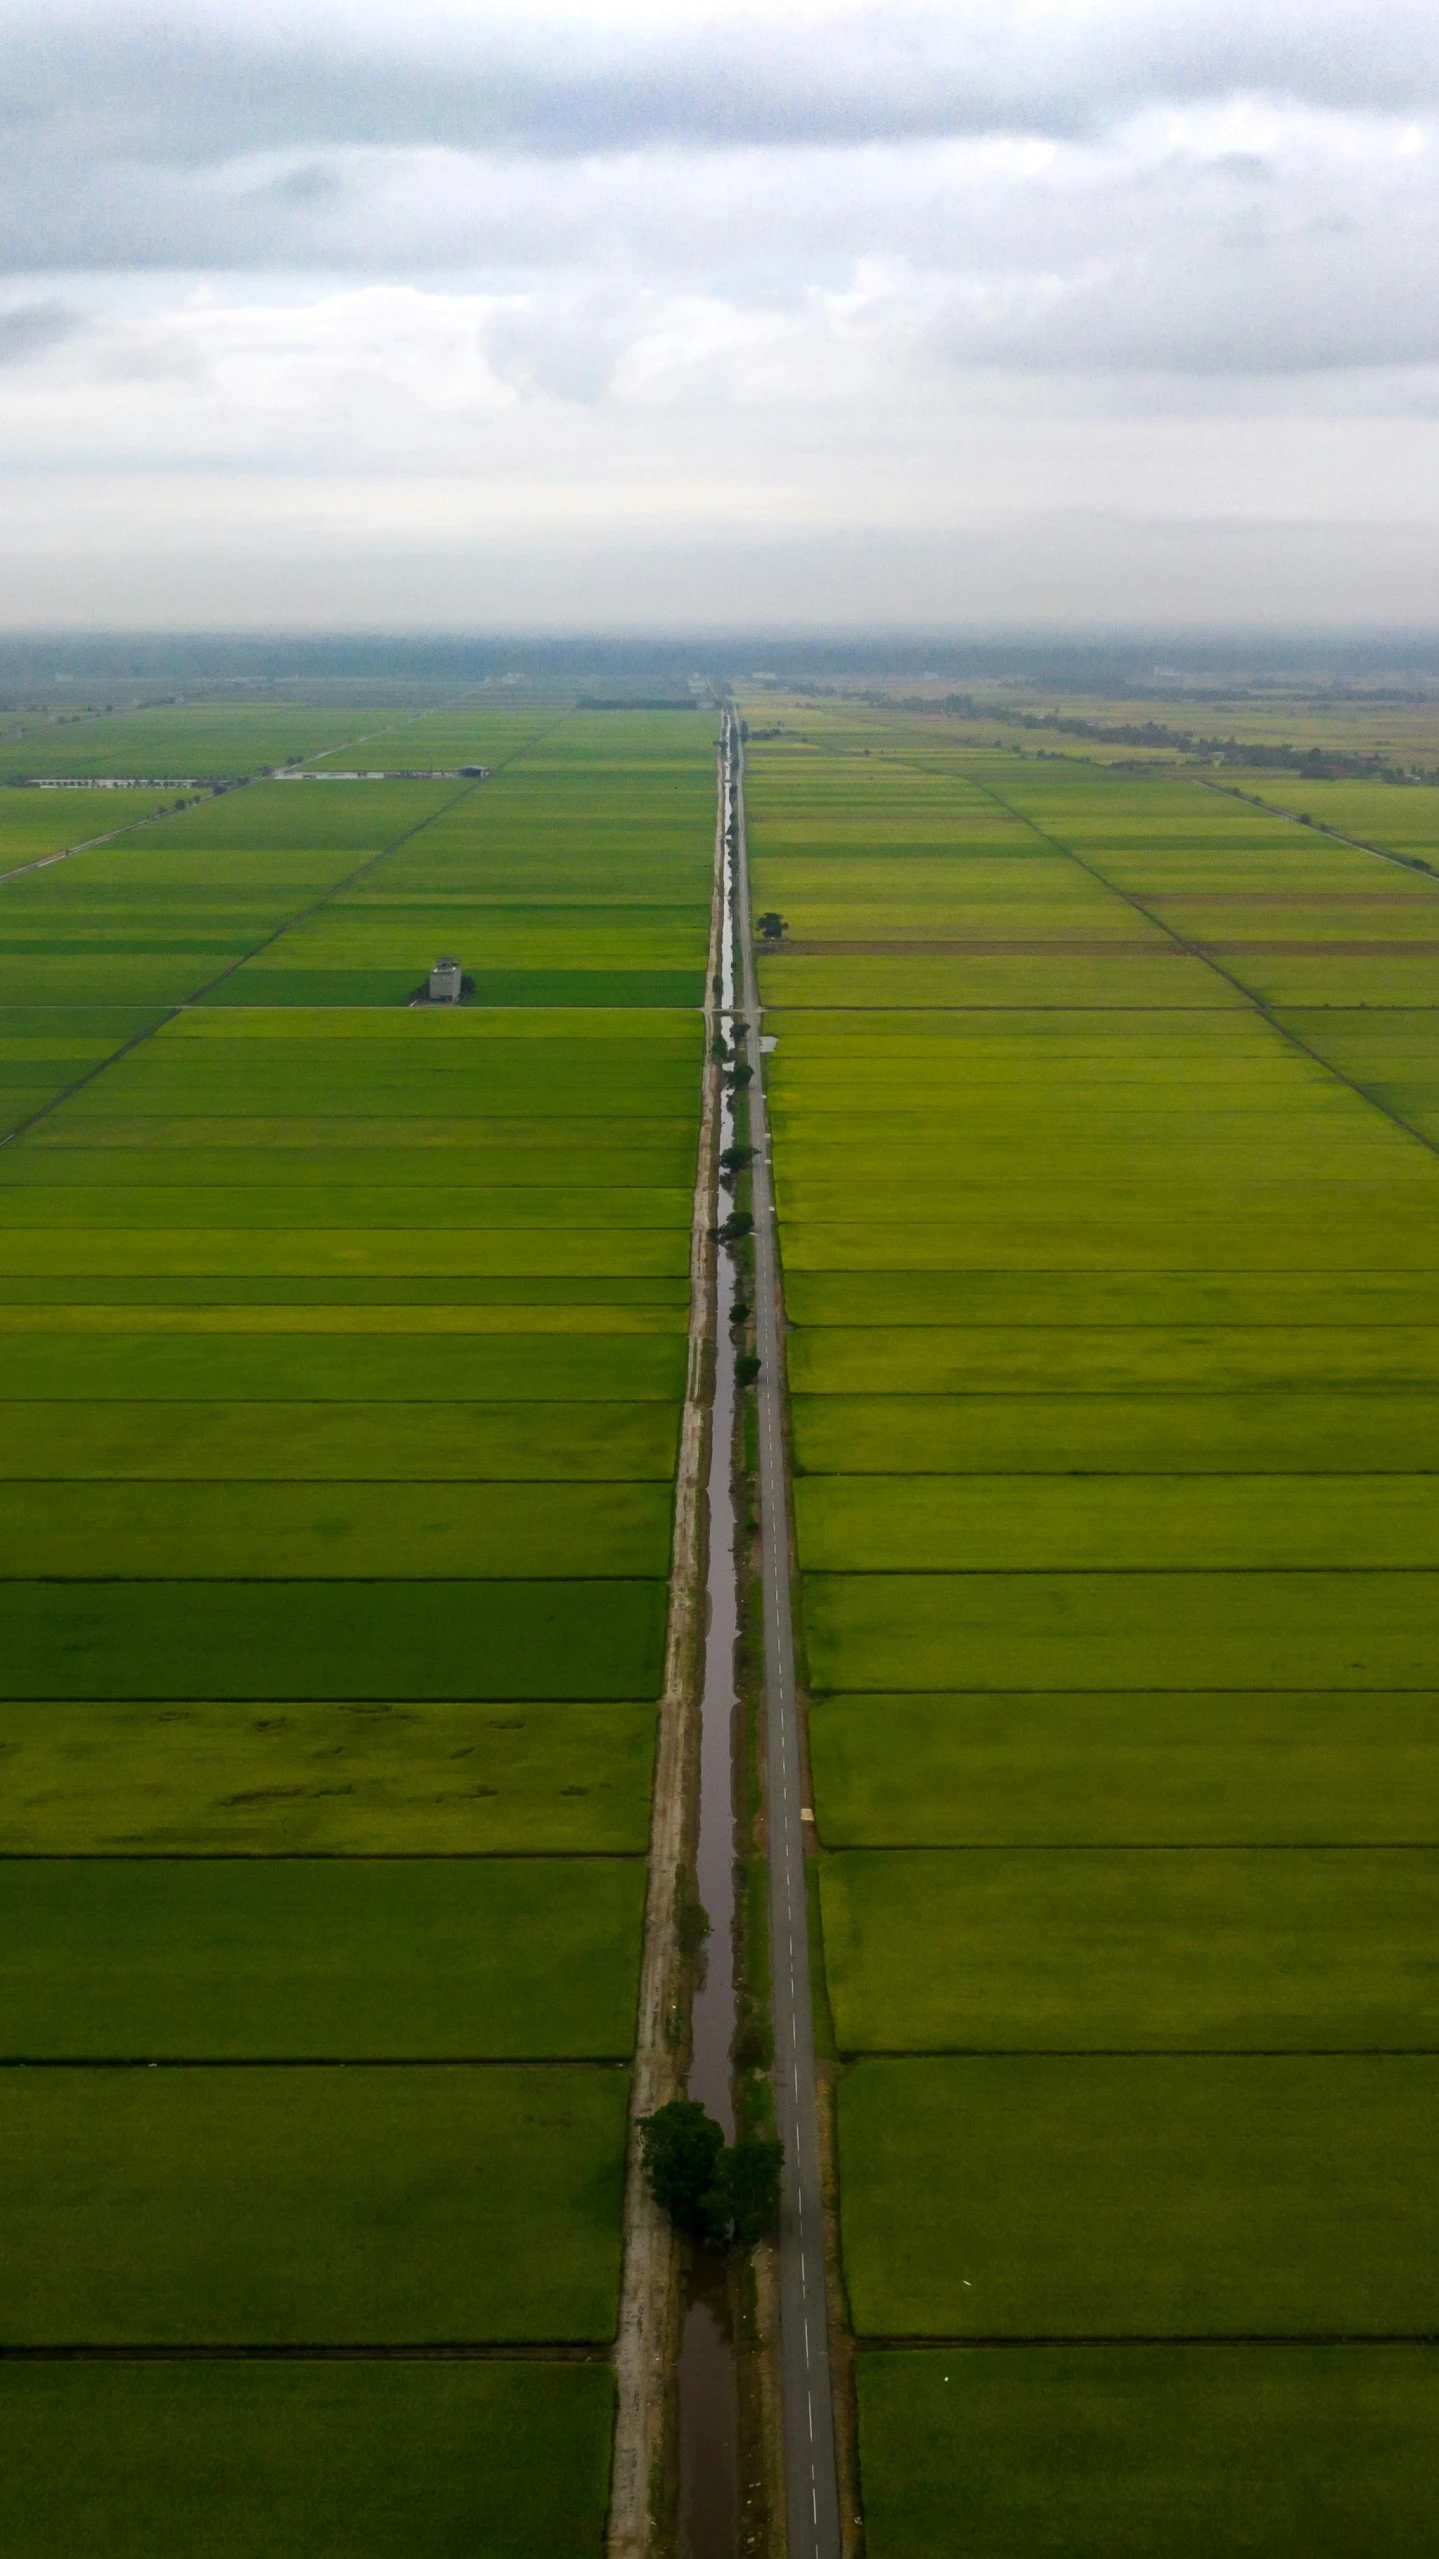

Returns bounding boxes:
[428,957,463,1003]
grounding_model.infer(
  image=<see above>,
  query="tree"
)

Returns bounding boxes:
[757,911,787,941]
[638,2101,785,2249]
[638,2100,728,2241]
[710,1210,753,1246]
[735,1352,761,1386]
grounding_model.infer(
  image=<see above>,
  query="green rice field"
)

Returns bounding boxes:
[743,694,1439,2553]
[0,2361,616,2559]
[0,695,718,2549]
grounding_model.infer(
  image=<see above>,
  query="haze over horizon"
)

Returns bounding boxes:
[4,1,1439,632]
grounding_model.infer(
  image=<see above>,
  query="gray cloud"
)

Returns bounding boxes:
[0,300,84,364]
[3,1,1439,628]
[6,1,1439,171]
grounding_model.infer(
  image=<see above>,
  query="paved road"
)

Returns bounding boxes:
[728,714,844,2559]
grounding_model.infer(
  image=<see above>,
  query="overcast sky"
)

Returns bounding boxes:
[3,0,1438,630]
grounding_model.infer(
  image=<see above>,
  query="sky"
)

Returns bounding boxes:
[3,0,1439,631]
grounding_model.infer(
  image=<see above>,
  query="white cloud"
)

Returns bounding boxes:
[3,1,1439,624]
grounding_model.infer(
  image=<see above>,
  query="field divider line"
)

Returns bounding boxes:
[606,726,724,2559]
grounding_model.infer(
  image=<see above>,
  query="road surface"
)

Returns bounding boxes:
[728,712,844,2559]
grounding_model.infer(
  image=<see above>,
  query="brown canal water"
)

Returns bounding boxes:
[676,724,742,2559]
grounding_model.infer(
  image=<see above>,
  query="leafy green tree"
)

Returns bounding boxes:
[711,1210,753,1245]
[638,2101,728,2240]
[639,2102,784,2249]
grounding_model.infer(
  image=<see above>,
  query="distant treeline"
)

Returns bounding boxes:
[980,705,1439,783]
[785,686,1439,783]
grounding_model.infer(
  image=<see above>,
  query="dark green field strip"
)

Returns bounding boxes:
[808,1692,1439,1847]
[258,899,710,945]
[0,1228,689,1275]
[793,1390,1439,1474]
[820,1848,1439,2051]
[0,1142,698,1187]
[0,958,232,1006]
[156,1007,697,1046]
[757,954,1239,1009]
[0,1400,680,1480]
[0,1008,174,1049]
[54,1070,699,1119]
[153,1004,699,1044]
[0,934,278,956]
[54,1072,700,1119]
[778,1210,1439,1271]
[0,1860,645,2058]
[0,1480,673,1577]
[60,1011,701,1060]
[796,1475,1439,1573]
[855,2345,1439,2559]
[762,1005,1296,1044]
[777,1078,1422,1131]
[784,1268,1439,1326]
[24,1115,698,1157]
[0,1331,686,1395]
[0,1697,656,1855]
[788,1323,1439,1393]
[0,2361,615,2559]
[838,2054,1439,2338]
[0,2064,626,2342]
[201,968,706,1007]
[0,1581,666,1699]
[804,1568,1439,1691]
[0,1183,693,1230]
[0,1282,691,1319]
[780,1125,1414,1177]
[779,1176,1434,1230]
